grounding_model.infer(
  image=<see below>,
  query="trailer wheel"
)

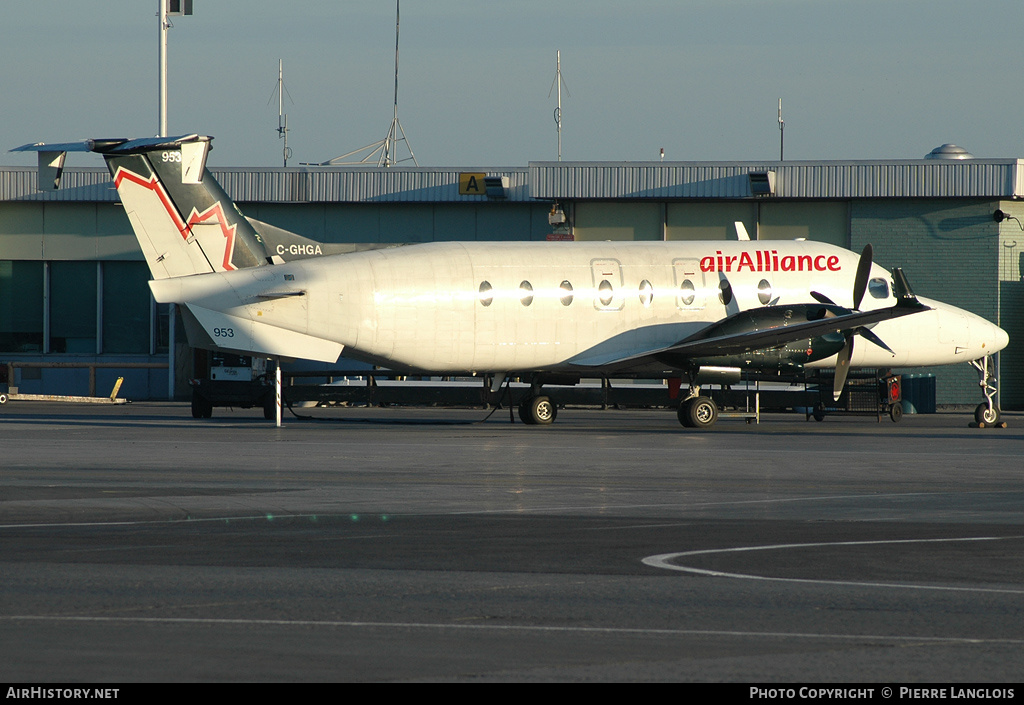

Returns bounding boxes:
[889,403,903,423]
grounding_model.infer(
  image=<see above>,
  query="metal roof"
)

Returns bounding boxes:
[2,159,1022,203]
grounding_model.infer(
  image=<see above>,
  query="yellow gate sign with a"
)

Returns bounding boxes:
[459,173,487,196]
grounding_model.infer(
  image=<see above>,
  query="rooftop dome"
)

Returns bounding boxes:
[925,144,974,160]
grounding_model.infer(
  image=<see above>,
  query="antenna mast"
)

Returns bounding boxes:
[272,60,293,167]
[158,1,168,137]
[313,1,417,167]
[549,50,570,161]
[778,98,785,161]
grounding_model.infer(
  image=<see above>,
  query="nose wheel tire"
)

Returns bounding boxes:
[975,403,1001,426]
[519,395,556,425]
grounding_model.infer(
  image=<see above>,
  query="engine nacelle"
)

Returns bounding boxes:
[681,303,849,371]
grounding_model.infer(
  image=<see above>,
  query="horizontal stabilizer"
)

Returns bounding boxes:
[14,135,268,278]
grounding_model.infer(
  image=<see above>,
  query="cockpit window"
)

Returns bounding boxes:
[868,277,889,300]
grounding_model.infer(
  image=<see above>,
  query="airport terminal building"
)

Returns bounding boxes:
[2,147,1022,408]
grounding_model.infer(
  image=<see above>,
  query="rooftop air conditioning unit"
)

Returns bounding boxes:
[748,171,776,197]
[484,176,509,199]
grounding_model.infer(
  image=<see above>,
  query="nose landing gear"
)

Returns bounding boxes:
[969,355,1003,427]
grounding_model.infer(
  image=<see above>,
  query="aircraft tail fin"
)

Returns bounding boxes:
[13,135,269,280]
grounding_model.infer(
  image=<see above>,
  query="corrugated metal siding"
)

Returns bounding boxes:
[216,167,531,203]
[2,160,1021,203]
[529,160,1024,200]
[0,166,531,203]
[0,167,116,201]
[528,163,764,199]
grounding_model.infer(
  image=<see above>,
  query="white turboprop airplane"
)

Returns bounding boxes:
[14,135,1009,428]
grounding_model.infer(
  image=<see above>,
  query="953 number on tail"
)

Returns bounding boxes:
[212,327,234,338]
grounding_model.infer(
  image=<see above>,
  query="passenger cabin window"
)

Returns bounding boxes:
[638,280,654,307]
[868,277,890,299]
[478,281,493,307]
[597,280,615,307]
[678,279,696,307]
[559,280,574,306]
[519,281,534,306]
[718,279,733,306]
[757,279,773,306]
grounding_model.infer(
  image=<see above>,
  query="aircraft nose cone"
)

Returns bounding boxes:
[993,323,1009,353]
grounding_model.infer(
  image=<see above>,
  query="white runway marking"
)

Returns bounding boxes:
[643,535,1024,594]
[3,614,1024,645]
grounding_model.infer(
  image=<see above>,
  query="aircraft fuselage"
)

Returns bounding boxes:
[151,239,1006,376]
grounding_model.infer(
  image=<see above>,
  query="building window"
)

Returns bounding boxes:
[49,262,97,354]
[103,262,151,354]
[0,261,44,353]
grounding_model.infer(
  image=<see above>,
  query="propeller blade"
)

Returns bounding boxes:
[833,336,853,401]
[810,291,836,305]
[857,327,895,356]
[852,244,873,310]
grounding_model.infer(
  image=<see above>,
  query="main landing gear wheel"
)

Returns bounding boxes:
[191,390,213,419]
[677,396,718,429]
[519,395,556,425]
[975,403,1001,426]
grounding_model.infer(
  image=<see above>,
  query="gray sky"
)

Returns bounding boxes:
[3,1,1022,167]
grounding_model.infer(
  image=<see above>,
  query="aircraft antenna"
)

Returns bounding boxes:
[549,50,571,161]
[310,1,418,167]
[268,60,294,167]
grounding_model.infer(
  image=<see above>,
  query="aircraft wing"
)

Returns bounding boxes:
[572,274,929,373]
[660,302,923,358]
